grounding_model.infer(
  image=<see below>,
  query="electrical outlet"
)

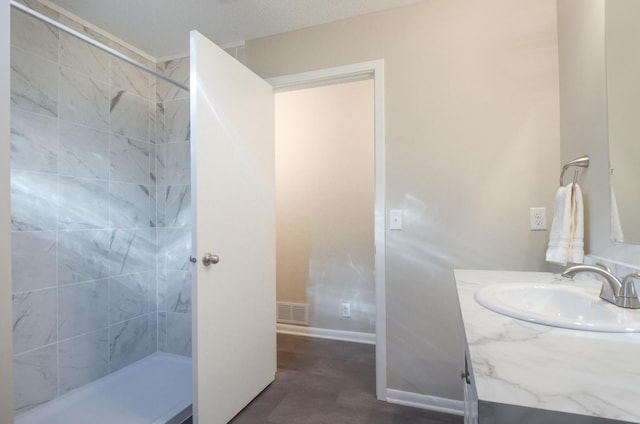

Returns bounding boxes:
[529,207,547,230]
[341,303,351,318]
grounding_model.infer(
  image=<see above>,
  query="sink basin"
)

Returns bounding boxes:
[474,283,640,332]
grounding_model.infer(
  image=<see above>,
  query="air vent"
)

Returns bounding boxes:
[276,302,309,326]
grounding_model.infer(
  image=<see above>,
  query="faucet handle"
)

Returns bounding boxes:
[622,273,640,298]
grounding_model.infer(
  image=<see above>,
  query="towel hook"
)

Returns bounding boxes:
[560,156,590,186]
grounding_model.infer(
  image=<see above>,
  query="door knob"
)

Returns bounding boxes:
[202,252,220,266]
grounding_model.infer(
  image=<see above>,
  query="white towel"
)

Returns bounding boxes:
[610,185,624,242]
[545,183,584,265]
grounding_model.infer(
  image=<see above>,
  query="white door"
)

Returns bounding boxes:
[190,31,276,424]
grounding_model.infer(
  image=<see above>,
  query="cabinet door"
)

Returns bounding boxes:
[463,352,479,424]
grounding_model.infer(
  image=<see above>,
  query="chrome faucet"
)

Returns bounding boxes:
[561,264,640,309]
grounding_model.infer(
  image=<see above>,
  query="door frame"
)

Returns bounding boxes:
[0,1,14,421]
[268,60,387,400]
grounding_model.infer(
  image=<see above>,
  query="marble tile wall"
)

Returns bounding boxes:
[584,254,640,287]
[8,3,193,413]
[156,57,192,357]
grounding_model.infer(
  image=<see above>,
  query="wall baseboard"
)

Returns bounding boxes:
[277,325,463,416]
[276,323,376,345]
[385,389,464,416]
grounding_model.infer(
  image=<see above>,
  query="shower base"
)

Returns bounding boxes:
[15,352,192,424]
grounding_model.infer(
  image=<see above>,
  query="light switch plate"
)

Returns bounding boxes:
[390,210,402,230]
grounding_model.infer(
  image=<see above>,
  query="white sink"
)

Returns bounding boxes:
[474,283,640,332]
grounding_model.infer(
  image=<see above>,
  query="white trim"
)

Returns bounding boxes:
[277,323,375,345]
[269,60,380,92]
[371,60,387,402]
[0,1,14,421]
[156,40,245,64]
[268,59,387,400]
[386,389,465,416]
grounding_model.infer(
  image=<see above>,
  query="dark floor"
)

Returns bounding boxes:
[185,334,463,423]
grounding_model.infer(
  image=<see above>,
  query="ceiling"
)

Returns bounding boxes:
[45,0,423,59]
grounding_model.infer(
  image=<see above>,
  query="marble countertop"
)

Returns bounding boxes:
[455,270,640,423]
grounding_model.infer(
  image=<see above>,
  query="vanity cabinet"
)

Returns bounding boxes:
[462,351,478,424]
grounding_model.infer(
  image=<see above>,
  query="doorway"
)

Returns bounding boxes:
[269,61,387,400]
[275,78,374,333]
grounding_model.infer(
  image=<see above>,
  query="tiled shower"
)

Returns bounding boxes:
[9,0,191,413]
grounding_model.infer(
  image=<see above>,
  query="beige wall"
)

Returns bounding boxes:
[557,0,640,264]
[248,0,560,399]
[275,80,375,333]
[1,0,15,421]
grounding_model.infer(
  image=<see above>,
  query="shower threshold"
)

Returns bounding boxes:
[15,352,192,424]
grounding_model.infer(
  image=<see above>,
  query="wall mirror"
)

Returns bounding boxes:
[606,0,640,244]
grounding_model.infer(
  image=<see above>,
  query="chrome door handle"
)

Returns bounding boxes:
[202,253,220,266]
